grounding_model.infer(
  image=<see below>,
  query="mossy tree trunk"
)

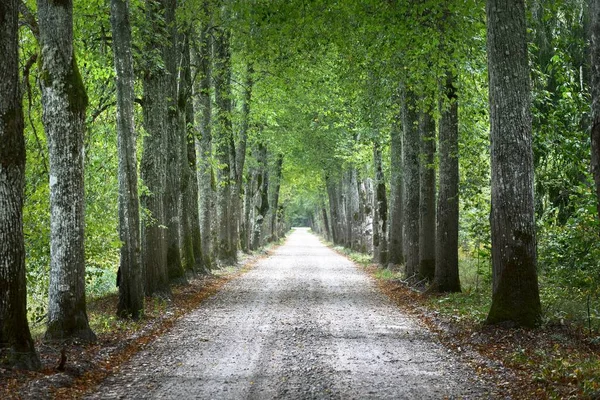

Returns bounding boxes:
[180,33,205,274]
[110,0,144,318]
[485,0,541,327]
[38,0,96,342]
[0,0,41,369]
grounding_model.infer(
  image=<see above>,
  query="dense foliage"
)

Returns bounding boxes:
[7,0,600,346]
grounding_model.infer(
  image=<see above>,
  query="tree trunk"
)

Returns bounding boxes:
[180,33,205,274]
[110,0,144,318]
[373,142,388,265]
[270,154,283,241]
[401,86,420,278]
[419,110,436,281]
[213,25,236,264]
[0,0,41,368]
[192,17,213,269]
[591,0,600,225]
[141,0,170,297]
[38,0,96,342]
[252,143,269,250]
[321,204,331,241]
[326,176,340,245]
[162,0,185,282]
[235,64,252,252]
[485,0,541,327]
[388,94,404,266]
[433,73,461,293]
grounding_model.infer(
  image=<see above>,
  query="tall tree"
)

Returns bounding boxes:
[485,0,541,327]
[110,0,144,318]
[163,0,186,282]
[269,154,284,241]
[213,22,237,264]
[38,0,96,341]
[0,0,41,368]
[401,86,420,278]
[388,91,404,266]
[419,109,436,280]
[373,141,388,265]
[192,13,214,269]
[180,33,204,274]
[591,0,600,225]
[433,73,461,293]
[141,0,170,296]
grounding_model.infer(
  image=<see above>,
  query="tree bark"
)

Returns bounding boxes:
[591,0,600,225]
[141,0,170,297]
[180,33,205,274]
[192,16,213,268]
[433,73,461,293]
[373,142,388,265]
[0,0,41,368]
[162,0,185,282]
[485,0,541,327]
[388,93,404,266]
[401,86,420,278]
[38,0,96,342]
[110,0,144,318]
[252,143,269,250]
[270,154,283,241]
[419,110,436,280]
[213,24,237,264]
[235,64,252,251]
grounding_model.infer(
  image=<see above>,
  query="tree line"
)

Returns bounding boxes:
[2,0,600,372]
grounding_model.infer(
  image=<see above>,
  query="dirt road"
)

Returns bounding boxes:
[88,228,493,399]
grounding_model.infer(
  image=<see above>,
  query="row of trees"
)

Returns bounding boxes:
[2,0,600,371]
[0,0,288,369]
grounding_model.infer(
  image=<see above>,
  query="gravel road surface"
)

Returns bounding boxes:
[87,228,494,399]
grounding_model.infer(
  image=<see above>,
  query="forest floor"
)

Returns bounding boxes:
[2,228,598,399]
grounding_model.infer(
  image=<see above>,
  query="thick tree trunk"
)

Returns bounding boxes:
[591,0,600,225]
[192,18,213,269]
[0,0,41,369]
[419,110,436,280]
[38,0,96,342]
[433,73,461,293]
[141,1,170,297]
[162,0,185,282]
[485,0,541,327]
[110,0,144,318]
[388,96,404,266]
[180,34,205,274]
[373,142,388,265]
[401,86,420,278]
[213,26,237,264]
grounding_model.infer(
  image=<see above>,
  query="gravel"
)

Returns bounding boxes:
[87,228,496,399]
